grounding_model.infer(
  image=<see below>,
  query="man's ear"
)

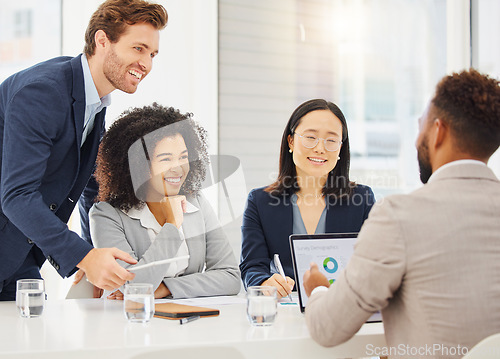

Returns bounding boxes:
[94,30,109,52]
[432,118,447,149]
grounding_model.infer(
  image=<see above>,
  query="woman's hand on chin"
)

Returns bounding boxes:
[159,195,187,228]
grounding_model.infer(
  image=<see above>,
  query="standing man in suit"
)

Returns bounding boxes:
[0,0,168,301]
[303,69,500,357]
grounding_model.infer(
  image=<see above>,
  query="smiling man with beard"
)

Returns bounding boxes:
[0,0,168,301]
[303,69,500,358]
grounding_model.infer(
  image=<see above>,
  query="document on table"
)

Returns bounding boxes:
[158,293,299,307]
[158,295,247,307]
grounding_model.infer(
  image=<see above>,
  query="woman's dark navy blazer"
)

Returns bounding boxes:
[240,184,375,289]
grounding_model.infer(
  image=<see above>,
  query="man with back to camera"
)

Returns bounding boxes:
[0,0,168,301]
[303,69,500,358]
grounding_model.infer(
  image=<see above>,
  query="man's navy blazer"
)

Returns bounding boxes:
[240,185,375,288]
[0,55,105,282]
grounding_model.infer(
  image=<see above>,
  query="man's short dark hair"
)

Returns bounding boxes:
[84,0,168,57]
[432,69,500,158]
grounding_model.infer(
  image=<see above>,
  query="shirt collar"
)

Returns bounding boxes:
[125,199,200,231]
[428,159,486,183]
[184,200,199,214]
[81,54,111,108]
[126,204,161,233]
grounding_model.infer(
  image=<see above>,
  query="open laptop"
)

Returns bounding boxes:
[290,233,382,323]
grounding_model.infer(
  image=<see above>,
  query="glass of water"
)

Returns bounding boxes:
[16,279,45,318]
[123,283,154,323]
[246,286,278,326]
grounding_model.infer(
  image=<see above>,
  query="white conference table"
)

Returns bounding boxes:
[0,295,385,359]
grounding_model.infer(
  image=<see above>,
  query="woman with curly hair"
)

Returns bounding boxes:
[89,103,240,299]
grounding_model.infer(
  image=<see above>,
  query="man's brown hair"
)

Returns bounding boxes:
[432,69,500,158]
[84,0,168,57]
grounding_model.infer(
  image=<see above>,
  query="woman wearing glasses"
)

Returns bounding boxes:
[240,99,375,298]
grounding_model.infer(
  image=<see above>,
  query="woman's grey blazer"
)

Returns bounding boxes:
[89,194,241,298]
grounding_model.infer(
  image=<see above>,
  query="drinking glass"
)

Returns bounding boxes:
[16,279,45,318]
[124,283,154,323]
[246,286,277,326]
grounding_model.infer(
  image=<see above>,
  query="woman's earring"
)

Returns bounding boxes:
[289,148,293,153]
[337,156,340,160]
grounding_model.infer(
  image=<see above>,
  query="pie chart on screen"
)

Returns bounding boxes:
[323,257,338,274]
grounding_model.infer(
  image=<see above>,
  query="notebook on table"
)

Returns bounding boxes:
[289,233,382,323]
[154,302,220,319]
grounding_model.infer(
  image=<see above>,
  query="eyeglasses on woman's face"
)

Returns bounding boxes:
[294,132,342,152]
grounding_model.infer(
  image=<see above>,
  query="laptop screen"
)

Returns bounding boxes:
[289,233,357,312]
[289,232,382,322]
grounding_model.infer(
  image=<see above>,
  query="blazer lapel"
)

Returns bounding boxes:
[64,55,87,202]
[180,199,206,273]
[326,205,341,233]
[79,109,105,176]
[276,198,293,239]
[264,192,293,247]
[70,54,85,152]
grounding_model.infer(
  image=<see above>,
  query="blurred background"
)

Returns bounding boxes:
[1,0,499,298]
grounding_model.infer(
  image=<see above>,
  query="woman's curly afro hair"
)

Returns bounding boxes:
[95,102,209,212]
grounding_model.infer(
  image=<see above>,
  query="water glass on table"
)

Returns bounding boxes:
[246,286,278,326]
[124,283,154,323]
[16,279,45,318]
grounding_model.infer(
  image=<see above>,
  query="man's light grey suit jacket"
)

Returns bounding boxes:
[306,162,500,358]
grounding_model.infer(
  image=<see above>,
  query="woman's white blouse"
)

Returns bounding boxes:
[125,201,199,278]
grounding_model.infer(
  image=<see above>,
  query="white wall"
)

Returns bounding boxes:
[471,0,500,177]
[0,0,61,82]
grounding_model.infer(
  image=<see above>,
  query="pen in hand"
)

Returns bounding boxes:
[128,255,190,271]
[274,254,293,301]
